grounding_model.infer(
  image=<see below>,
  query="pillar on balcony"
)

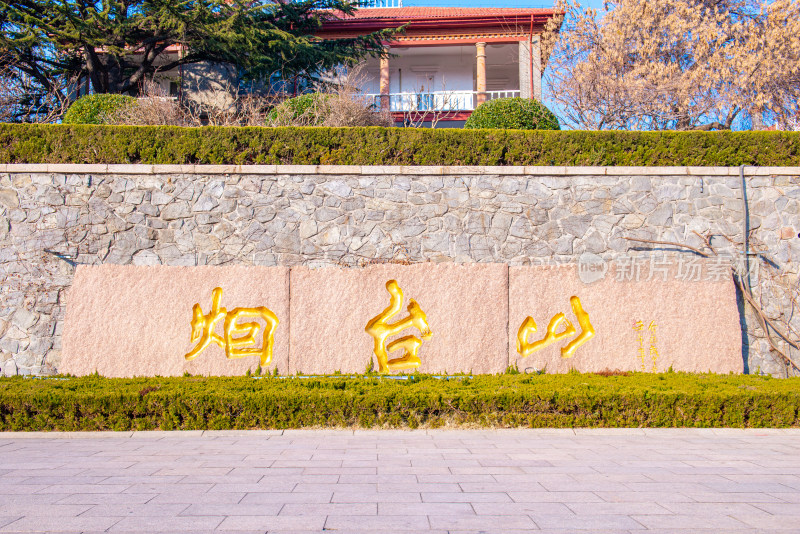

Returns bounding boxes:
[476,42,487,107]
[519,37,542,101]
[379,50,390,111]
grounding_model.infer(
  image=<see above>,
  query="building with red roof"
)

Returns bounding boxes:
[318,1,562,126]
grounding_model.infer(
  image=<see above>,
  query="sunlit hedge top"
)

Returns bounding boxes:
[1,124,799,166]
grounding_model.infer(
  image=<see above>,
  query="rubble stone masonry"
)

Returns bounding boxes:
[1,164,798,376]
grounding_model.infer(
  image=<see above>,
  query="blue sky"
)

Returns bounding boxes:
[404,0,606,9]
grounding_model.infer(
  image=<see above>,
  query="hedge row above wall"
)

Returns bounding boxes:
[1,373,799,430]
[1,124,799,166]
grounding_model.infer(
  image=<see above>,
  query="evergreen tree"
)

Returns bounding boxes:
[0,0,395,96]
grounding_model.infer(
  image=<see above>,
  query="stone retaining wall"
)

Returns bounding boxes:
[1,165,798,376]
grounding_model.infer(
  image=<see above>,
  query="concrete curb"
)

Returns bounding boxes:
[3,164,800,176]
[1,428,798,438]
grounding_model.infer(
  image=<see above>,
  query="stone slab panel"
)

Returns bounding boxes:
[61,265,289,377]
[290,263,508,374]
[508,263,742,373]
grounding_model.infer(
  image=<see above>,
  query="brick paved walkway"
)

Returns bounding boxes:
[0,429,799,533]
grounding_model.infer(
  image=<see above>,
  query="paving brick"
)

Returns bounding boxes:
[0,516,122,532]
[471,502,572,515]
[429,514,537,530]
[732,514,800,530]
[2,494,71,506]
[0,484,50,494]
[294,482,374,493]
[107,515,224,531]
[217,515,326,530]
[323,515,430,531]
[418,474,496,484]
[631,513,750,529]
[279,503,376,516]
[769,492,800,503]
[509,491,603,503]
[460,482,545,493]
[38,484,131,494]
[566,501,673,515]
[80,503,190,517]
[422,491,511,503]
[337,474,415,483]
[0,518,19,530]
[210,482,296,493]
[332,492,421,503]
[378,502,475,516]
[531,513,646,530]
[148,492,245,505]
[660,502,772,517]
[376,482,460,493]
[632,531,757,534]
[179,503,282,516]
[702,481,797,493]
[0,504,90,517]
[683,491,787,503]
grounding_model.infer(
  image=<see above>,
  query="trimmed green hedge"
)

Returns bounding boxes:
[1,373,798,430]
[1,124,799,166]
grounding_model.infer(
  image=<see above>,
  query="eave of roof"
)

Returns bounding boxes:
[319,6,561,32]
[341,7,557,20]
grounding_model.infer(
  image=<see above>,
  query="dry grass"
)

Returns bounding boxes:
[107,67,390,128]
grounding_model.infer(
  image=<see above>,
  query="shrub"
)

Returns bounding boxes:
[0,373,798,430]
[266,91,390,128]
[464,97,561,130]
[1,124,799,166]
[62,94,136,125]
[267,93,333,126]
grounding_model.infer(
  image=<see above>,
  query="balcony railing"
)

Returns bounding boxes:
[365,90,521,113]
[359,0,403,7]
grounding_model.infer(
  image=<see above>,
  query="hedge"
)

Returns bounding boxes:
[1,124,799,166]
[1,373,799,431]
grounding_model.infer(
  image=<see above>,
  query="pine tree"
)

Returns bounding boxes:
[0,0,395,96]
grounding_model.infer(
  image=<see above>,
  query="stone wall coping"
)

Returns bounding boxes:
[2,164,799,176]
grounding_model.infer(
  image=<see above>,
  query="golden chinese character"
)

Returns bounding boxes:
[648,321,659,372]
[516,313,576,358]
[365,280,432,373]
[517,296,596,360]
[633,320,646,371]
[184,287,279,366]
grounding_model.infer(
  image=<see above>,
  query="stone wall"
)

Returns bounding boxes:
[1,164,798,377]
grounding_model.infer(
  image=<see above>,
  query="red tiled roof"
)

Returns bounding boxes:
[344,7,555,19]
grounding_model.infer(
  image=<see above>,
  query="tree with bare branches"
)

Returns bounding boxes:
[543,0,800,130]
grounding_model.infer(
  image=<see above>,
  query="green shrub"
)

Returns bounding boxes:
[1,124,799,166]
[62,94,136,125]
[464,97,560,130]
[267,93,332,125]
[0,373,798,430]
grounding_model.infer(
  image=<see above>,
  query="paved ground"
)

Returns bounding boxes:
[0,429,799,533]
